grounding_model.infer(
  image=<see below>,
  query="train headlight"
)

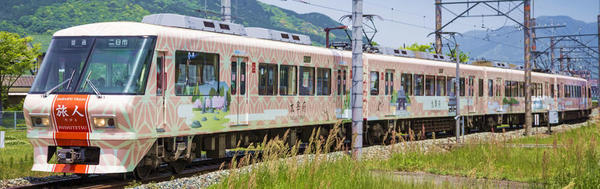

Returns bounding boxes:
[92,115,116,128]
[30,114,50,127]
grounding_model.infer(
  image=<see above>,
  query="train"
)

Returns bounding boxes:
[24,14,592,178]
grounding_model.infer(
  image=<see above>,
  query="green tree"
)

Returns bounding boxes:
[402,43,434,53]
[447,49,470,63]
[0,32,39,113]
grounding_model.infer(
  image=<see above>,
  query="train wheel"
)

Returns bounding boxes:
[134,165,153,180]
[169,160,187,174]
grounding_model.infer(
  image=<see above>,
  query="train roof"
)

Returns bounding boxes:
[53,21,586,83]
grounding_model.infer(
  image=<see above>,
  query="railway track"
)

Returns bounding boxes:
[10,155,240,189]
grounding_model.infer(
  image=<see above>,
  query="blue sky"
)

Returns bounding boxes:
[257,0,599,47]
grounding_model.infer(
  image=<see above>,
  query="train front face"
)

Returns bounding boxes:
[24,36,157,174]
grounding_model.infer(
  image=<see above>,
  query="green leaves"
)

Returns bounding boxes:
[0,31,40,110]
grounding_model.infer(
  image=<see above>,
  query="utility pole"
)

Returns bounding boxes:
[455,43,461,143]
[597,14,600,85]
[550,37,555,72]
[221,0,231,22]
[523,0,532,136]
[560,48,565,71]
[531,18,537,69]
[351,0,364,160]
[435,0,443,54]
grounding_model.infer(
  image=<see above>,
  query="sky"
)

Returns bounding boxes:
[257,0,600,48]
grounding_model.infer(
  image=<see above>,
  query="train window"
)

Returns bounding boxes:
[495,78,502,97]
[511,81,518,97]
[370,71,379,95]
[156,55,164,96]
[343,70,347,94]
[175,51,219,96]
[240,62,246,95]
[231,62,237,95]
[468,76,474,96]
[279,65,297,95]
[436,76,446,96]
[504,81,511,97]
[459,77,465,96]
[401,73,413,96]
[414,74,424,96]
[447,77,456,96]
[478,79,484,97]
[259,63,278,96]
[425,75,435,96]
[299,67,315,95]
[550,84,555,98]
[337,70,347,95]
[385,71,394,95]
[558,84,561,98]
[488,79,493,97]
[544,82,549,96]
[518,82,524,97]
[317,68,331,95]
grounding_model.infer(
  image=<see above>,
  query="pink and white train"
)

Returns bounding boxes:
[24,14,591,178]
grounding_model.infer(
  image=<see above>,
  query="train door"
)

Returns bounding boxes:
[231,57,249,125]
[156,52,166,132]
[335,66,349,119]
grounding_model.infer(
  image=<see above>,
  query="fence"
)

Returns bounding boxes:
[0,111,26,130]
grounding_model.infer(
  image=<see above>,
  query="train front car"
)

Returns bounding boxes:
[24,23,158,174]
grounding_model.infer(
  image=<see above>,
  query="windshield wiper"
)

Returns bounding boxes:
[82,71,103,98]
[43,70,75,98]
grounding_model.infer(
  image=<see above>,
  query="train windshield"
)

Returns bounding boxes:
[30,36,156,95]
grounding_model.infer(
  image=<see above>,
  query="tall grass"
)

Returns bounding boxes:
[211,120,600,188]
[370,121,600,188]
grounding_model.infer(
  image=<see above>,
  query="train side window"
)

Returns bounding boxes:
[468,76,474,96]
[370,71,379,95]
[174,51,219,96]
[459,77,465,96]
[337,70,342,95]
[259,63,278,95]
[299,66,315,95]
[231,62,237,95]
[317,68,331,95]
[414,74,424,96]
[240,62,246,95]
[436,76,446,96]
[550,84,555,98]
[385,71,394,95]
[488,79,493,97]
[478,79,483,97]
[558,84,561,98]
[504,81,511,97]
[447,77,456,96]
[342,70,347,95]
[425,75,435,96]
[279,65,297,95]
[156,55,164,96]
[495,78,502,97]
[511,81,518,97]
[518,82,524,97]
[401,73,413,96]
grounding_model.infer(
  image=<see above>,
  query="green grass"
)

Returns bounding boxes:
[210,122,600,188]
[0,128,60,180]
[368,121,600,188]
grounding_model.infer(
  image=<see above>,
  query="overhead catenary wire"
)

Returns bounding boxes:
[281,0,524,51]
